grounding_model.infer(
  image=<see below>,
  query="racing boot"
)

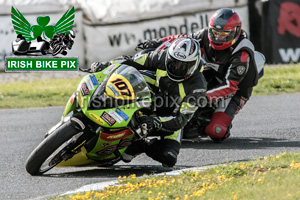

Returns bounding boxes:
[183,126,199,139]
[161,163,174,171]
[121,139,146,163]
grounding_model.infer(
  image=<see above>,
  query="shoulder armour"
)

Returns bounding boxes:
[232,38,265,74]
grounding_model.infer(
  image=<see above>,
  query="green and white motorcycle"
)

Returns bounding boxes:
[26,64,152,175]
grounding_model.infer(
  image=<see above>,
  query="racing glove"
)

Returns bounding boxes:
[139,115,162,135]
[135,39,162,51]
[90,61,110,72]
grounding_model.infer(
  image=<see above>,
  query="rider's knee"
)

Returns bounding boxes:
[205,112,232,139]
[159,139,180,167]
[205,122,228,138]
[160,149,178,167]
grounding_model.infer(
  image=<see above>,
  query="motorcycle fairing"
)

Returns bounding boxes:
[61,91,76,120]
[56,64,151,167]
[56,128,135,167]
[87,128,135,161]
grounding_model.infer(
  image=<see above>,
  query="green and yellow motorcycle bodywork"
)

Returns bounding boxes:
[26,64,152,175]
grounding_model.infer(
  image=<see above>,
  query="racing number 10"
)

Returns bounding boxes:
[111,78,132,97]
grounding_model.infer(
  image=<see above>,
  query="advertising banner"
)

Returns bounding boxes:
[78,0,248,24]
[267,0,300,63]
[84,6,249,66]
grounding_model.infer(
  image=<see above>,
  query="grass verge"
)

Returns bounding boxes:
[0,77,81,109]
[0,64,300,108]
[252,64,300,95]
[52,152,300,200]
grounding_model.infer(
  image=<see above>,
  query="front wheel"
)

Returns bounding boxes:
[25,120,82,175]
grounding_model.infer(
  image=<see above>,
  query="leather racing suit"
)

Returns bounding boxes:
[96,47,207,166]
[141,28,260,141]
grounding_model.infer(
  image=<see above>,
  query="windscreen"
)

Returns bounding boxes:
[88,65,151,109]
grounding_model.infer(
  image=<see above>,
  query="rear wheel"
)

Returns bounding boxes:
[25,121,82,175]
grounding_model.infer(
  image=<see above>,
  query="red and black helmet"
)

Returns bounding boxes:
[208,8,242,50]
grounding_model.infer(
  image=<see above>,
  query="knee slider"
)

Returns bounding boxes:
[205,123,228,138]
[205,112,232,139]
[161,150,178,167]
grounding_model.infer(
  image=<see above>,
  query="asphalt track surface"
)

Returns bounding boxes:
[0,93,299,200]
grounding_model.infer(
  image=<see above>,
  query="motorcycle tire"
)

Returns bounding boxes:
[25,120,80,175]
[51,45,63,56]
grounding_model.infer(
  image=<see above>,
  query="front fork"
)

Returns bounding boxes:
[46,90,93,142]
[44,91,78,138]
[61,91,77,120]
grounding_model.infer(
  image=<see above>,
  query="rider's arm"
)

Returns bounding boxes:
[137,28,206,50]
[89,49,166,73]
[136,35,187,50]
[160,75,207,133]
[206,50,251,102]
[90,55,143,72]
[131,49,166,71]
[189,29,206,42]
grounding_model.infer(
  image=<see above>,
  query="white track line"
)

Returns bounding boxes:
[61,164,218,196]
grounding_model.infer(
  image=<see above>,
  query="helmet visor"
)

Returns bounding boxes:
[166,55,196,79]
[208,27,236,44]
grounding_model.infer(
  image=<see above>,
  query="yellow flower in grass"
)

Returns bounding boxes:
[257,178,264,183]
[260,164,264,169]
[228,177,235,181]
[290,160,300,169]
[84,191,91,198]
[94,192,104,198]
[240,164,246,170]
[139,182,146,187]
[208,183,217,190]
[70,196,79,200]
[195,188,206,196]
[130,174,136,179]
